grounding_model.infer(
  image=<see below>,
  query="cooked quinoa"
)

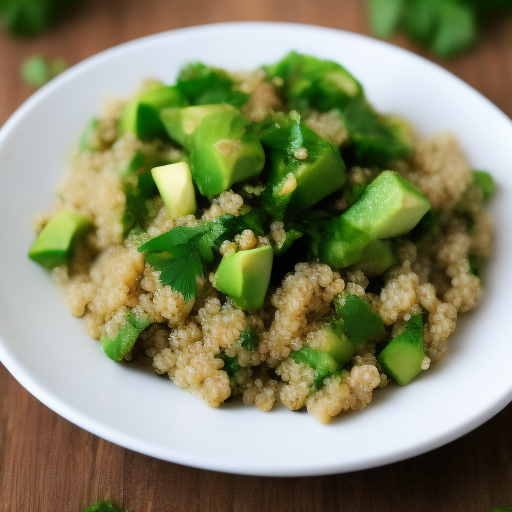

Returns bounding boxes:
[30,53,494,423]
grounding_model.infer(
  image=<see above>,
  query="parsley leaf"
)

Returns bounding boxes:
[239,328,259,351]
[146,247,203,301]
[82,500,129,512]
[138,212,265,300]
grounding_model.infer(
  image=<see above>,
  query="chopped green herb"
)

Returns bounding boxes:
[20,54,67,88]
[138,212,265,300]
[334,292,386,348]
[82,499,129,512]
[176,62,248,107]
[0,0,82,37]
[216,352,242,379]
[239,328,259,351]
[367,0,512,59]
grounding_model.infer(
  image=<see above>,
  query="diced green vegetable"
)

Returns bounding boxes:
[215,245,273,310]
[100,311,150,362]
[189,108,265,198]
[342,170,431,239]
[138,213,264,301]
[28,210,90,269]
[318,216,372,269]
[259,112,346,218]
[378,314,425,385]
[151,161,197,219]
[176,62,248,107]
[334,292,386,348]
[121,83,188,140]
[353,238,395,277]
[313,325,354,367]
[265,52,363,113]
[160,103,236,150]
[472,170,496,203]
[291,346,339,390]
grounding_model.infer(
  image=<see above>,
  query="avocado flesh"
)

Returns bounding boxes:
[215,245,273,310]
[151,161,197,219]
[314,325,354,366]
[353,239,395,276]
[378,314,424,385]
[100,311,151,362]
[28,210,90,269]
[121,84,188,140]
[319,217,372,269]
[160,103,236,150]
[343,170,431,239]
[189,109,265,198]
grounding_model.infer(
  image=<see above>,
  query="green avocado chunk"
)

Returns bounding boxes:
[259,112,346,218]
[28,210,90,269]
[353,239,395,277]
[78,117,100,152]
[378,314,425,385]
[291,346,339,390]
[214,245,273,310]
[313,325,354,367]
[189,108,265,198]
[343,170,431,239]
[121,83,188,140]
[334,292,386,348]
[318,216,372,269]
[160,103,236,150]
[100,311,151,362]
[151,161,197,219]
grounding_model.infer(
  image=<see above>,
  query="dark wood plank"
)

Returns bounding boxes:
[1,1,512,511]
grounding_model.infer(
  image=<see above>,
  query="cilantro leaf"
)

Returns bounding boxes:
[367,0,405,39]
[145,247,203,301]
[239,328,259,351]
[139,211,266,300]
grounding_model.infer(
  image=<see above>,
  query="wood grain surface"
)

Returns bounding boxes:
[1,1,512,510]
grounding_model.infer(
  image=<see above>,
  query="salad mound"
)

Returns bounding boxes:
[29,52,494,423]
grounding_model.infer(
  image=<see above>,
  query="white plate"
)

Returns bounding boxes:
[0,22,511,477]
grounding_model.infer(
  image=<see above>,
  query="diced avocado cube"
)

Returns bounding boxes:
[378,314,425,385]
[313,325,354,366]
[214,245,273,310]
[318,216,372,269]
[151,161,197,219]
[343,171,431,239]
[265,52,363,113]
[472,170,496,203]
[189,109,265,198]
[28,210,90,269]
[100,311,151,362]
[260,113,346,218]
[353,239,395,276]
[79,117,100,152]
[121,84,188,140]
[291,346,339,390]
[160,103,236,150]
[334,292,386,348]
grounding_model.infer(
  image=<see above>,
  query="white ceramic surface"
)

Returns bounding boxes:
[0,22,511,477]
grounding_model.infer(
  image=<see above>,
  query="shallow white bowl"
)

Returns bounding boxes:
[1,22,511,477]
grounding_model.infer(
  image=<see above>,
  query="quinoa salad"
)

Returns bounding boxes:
[28,53,495,423]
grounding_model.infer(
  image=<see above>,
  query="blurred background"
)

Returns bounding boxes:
[1,1,512,511]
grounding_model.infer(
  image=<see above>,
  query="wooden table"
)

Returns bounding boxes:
[1,1,511,510]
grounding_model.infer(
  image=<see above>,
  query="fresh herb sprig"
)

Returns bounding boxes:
[138,212,264,301]
[367,0,512,59]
